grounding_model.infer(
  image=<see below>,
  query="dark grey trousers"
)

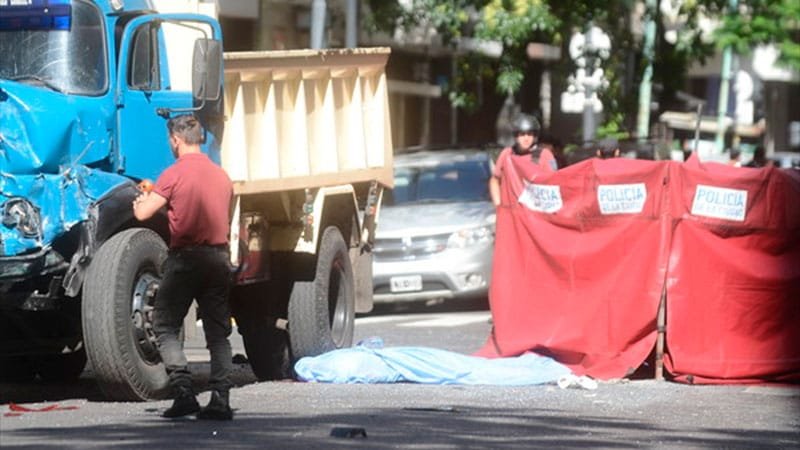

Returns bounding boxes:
[153,246,233,393]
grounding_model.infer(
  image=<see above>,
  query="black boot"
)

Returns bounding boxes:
[162,386,200,418]
[197,390,233,421]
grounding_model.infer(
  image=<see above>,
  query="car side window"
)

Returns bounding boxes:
[128,23,160,91]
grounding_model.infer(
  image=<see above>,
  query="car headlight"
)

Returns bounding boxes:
[447,225,494,249]
[2,198,42,239]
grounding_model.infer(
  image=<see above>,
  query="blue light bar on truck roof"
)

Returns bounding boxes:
[0,0,72,31]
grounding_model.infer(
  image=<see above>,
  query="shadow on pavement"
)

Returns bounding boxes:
[0,361,258,405]
[3,402,799,449]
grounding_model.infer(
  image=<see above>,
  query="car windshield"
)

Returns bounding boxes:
[0,0,106,95]
[388,159,491,206]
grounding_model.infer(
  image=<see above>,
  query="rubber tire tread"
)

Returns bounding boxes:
[230,283,292,381]
[230,283,291,381]
[238,320,291,381]
[288,227,355,361]
[82,228,169,401]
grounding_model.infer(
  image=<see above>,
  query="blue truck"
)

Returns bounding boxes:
[0,0,392,401]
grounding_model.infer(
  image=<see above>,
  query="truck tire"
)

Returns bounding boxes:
[238,318,291,381]
[288,227,355,361]
[230,283,292,381]
[82,228,169,401]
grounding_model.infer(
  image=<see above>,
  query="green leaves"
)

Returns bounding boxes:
[364,0,799,125]
[477,0,558,45]
[496,66,525,95]
[714,0,800,71]
[366,0,558,100]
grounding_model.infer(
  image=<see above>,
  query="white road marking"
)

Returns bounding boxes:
[355,315,404,325]
[397,312,491,328]
[357,311,491,328]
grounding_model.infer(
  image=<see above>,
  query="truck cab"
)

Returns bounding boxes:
[0,0,223,398]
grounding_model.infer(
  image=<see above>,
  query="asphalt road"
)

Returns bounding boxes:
[1,301,799,449]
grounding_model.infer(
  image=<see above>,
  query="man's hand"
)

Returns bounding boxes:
[133,191,167,221]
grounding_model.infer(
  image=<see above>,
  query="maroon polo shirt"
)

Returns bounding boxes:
[154,152,233,249]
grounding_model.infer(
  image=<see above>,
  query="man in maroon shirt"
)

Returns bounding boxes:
[133,114,234,420]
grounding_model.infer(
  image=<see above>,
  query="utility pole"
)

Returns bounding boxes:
[715,0,738,153]
[345,0,357,48]
[582,23,596,144]
[310,0,326,49]
[636,0,657,143]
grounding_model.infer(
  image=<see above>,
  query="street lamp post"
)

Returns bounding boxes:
[714,0,739,153]
[636,0,657,143]
[569,24,611,143]
[310,0,327,49]
[582,26,596,144]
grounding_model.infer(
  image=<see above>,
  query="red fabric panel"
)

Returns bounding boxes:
[493,147,557,206]
[477,158,668,379]
[664,155,800,383]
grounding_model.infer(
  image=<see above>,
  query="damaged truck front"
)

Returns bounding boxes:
[0,0,392,401]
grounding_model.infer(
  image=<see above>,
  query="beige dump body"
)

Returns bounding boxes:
[221,48,394,194]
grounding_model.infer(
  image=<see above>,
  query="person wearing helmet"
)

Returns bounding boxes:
[489,113,557,207]
[595,138,621,159]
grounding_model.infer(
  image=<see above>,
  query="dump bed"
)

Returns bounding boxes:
[221,47,394,195]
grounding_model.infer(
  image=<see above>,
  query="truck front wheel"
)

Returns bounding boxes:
[82,228,169,401]
[288,226,355,361]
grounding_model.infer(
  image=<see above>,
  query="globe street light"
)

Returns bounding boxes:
[568,24,611,143]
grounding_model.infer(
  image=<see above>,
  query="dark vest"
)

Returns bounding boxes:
[512,144,542,163]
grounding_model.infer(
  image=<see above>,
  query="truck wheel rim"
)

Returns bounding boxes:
[131,270,160,364]
[329,259,347,347]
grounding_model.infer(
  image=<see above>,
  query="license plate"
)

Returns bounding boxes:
[390,275,422,293]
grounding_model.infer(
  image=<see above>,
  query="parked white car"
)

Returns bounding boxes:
[372,149,496,304]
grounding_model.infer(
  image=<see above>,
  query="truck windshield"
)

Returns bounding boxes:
[0,0,106,95]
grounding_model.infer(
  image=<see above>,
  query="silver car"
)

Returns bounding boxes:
[372,149,496,304]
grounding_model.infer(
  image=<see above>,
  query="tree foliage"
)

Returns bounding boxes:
[366,0,559,107]
[365,0,798,134]
[715,0,800,71]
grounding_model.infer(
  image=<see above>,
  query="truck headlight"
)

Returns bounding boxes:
[447,226,494,249]
[2,198,42,239]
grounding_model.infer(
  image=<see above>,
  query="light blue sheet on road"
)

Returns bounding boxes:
[294,339,571,385]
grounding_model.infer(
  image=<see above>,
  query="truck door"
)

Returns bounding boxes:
[115,15,222,182]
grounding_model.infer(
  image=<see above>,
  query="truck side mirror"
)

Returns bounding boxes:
[192,38,222,102]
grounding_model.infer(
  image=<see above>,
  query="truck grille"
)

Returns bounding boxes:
[373,233,450,261]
